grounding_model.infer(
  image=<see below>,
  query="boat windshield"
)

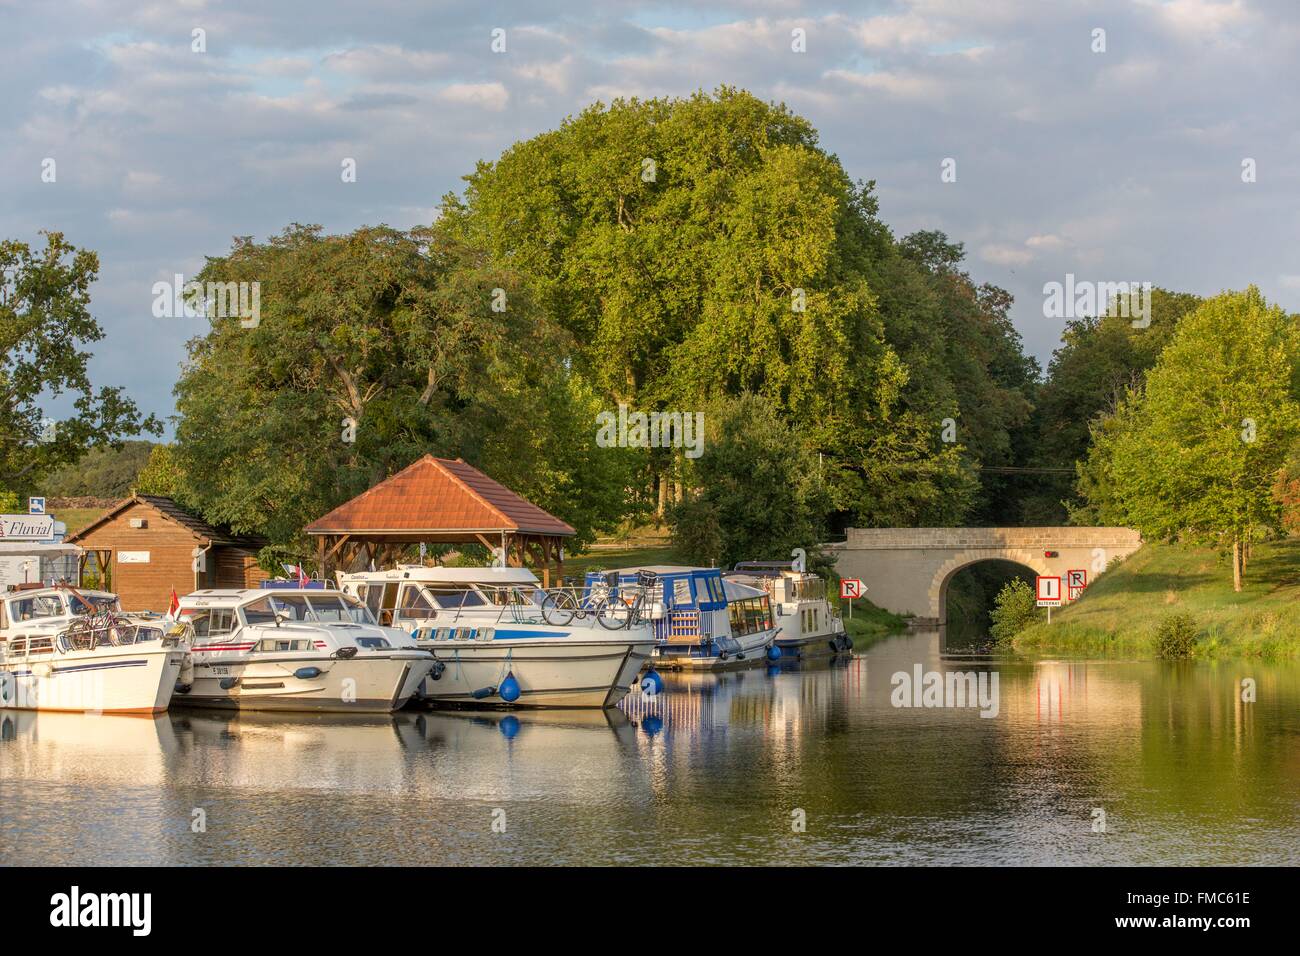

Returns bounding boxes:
[262,593,377,625]
[8,593,66,622]
[425,587,488,609]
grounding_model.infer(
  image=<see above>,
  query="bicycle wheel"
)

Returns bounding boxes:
[541,590,578,626]
[595,596,629,630]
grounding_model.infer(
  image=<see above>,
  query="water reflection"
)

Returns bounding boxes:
[1,630,1296,865]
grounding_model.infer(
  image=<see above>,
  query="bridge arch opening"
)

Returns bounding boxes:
[938,557,1044,649]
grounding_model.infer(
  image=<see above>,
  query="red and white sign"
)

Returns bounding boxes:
[1066,569,1087,600]
[1036,575,1062,607]
[840,578,865,600]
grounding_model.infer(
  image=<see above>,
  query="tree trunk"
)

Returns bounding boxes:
[1232,537,1243,592]
[656,472,667,520]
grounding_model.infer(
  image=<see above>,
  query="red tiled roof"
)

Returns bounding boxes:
[304,455,576,537]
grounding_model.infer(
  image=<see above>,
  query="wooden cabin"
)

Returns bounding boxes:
[66,494,268,611]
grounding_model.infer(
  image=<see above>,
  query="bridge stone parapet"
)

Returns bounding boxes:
[826,527,1142,622]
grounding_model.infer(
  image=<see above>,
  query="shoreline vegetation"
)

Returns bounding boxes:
[1011,540,1300,660]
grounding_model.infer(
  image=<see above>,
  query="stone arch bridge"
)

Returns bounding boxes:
[825,527,1142,624]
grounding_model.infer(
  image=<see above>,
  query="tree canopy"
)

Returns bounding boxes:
[168,224,636,551]
[1075,287,1300,589]
[443,88,1037,534]
[1,232,158,497]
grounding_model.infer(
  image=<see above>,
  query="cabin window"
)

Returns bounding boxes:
[191,608,236,637]
[355,636,391,649]
[10,595,64,622]
[396,586,436,619]
[428,588,486,609]
[240,598,279,626]
[729,596,773,637]
[254,637,314,652]
[671,577,694,608]
[358,585,384,620]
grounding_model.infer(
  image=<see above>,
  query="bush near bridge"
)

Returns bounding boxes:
[1012,540,1300,660]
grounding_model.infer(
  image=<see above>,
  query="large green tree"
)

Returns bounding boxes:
[441,88,1034,531]
[1076,287,1300,589]
[1027,288,1202,522]
[669,393,831,567]
[1,232,158,494]
[169,224,637,554]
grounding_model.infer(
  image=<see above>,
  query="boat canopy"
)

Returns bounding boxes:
[584,566,728,611]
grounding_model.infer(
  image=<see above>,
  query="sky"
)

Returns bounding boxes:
[3,0,1298,434]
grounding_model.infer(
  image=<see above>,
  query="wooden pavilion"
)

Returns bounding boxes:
[304,455,575,586]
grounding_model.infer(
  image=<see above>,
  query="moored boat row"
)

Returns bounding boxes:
[1,558,850,716]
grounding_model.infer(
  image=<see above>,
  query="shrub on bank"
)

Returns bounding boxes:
[990,578,1040,645]
[1155,613,1198,659]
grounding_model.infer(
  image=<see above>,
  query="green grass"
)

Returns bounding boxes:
[1013,539,1300,660]
[560,543,682,580]
[55,508,105,536]
[841,599,909,649]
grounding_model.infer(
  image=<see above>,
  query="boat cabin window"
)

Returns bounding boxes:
[240,597,280,626]
[125,626,163,644]
[729,596,773,637]
[190,608,237,638]
[426,587,486,610]
[671,577,694,607]
[481,586,537,607]
[262,593,377,625]
[8,594,65,622]
[395,585,436,621]
[700,575,725,606]
[355,584,384,620]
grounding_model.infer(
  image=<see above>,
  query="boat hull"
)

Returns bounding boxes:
[174,653,433,714]
[774,627,853,658]
[418,637,656,708]
[654,628,775,670]
[0,645,186,714]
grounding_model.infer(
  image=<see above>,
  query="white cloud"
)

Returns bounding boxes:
[980,244,1036,267]
[437,82,509,111]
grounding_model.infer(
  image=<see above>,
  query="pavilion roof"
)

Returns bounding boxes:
[303,455,576,538]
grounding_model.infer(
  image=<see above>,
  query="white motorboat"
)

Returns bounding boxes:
[171,587,434,713]
[728,562,852,658]
[0,585,188,714]
[336,566,658,709]
[587,565,778,670]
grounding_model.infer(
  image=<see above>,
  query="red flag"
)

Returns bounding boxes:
[169,587,180,616]
[297,565,309,587]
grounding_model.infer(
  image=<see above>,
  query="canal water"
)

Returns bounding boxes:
[2,630,1296,865]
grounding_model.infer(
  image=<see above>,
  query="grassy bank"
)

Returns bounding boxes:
[1013,539,1300,660]
[841,599,909,649]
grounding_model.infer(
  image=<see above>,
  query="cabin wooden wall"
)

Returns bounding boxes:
[71,500,266,611]
[215,548,269,590]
